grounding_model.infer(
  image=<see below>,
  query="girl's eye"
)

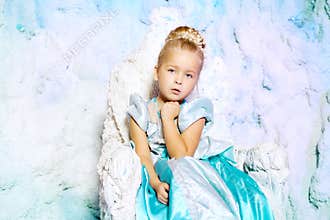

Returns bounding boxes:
[185,73,193,79]
[168,68,175,73]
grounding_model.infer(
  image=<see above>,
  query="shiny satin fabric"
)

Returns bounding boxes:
[135,147,274,220]
[204,147,274,220]
[136,161,192,220]
[128,94,274,220]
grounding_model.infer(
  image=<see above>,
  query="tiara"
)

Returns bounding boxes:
[165,27,206,51]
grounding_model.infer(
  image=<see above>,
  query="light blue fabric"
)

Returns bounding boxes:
[204,147,274,220]
[128,94,149,131]
[128,94,274,220]
[136,162,192,220]
[178,97,213,132]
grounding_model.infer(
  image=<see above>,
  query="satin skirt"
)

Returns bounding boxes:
[135,147,274,220]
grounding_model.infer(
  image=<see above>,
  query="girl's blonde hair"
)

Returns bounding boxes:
[157,26,206,67]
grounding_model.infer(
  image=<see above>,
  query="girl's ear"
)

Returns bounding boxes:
[153,66,159,81]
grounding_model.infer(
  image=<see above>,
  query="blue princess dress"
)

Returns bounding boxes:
[127,94,274,220]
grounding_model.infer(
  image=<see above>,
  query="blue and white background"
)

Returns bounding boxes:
[0,0,329,219]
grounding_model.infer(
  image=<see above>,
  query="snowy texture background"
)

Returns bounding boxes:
[0,0,329,219]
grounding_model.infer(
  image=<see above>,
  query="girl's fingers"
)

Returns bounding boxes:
[158,194,164,203]
[161,184,169,198]
[163,183,170,192]
[161,191,168,199]
[156,182,170,204]
[158,190,169,204]
[158,189,168,199]
[158,195,168,204]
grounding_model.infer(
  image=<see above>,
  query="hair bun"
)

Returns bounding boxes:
[165,26,206,50]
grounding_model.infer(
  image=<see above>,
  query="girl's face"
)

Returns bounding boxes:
[154,48,202,103]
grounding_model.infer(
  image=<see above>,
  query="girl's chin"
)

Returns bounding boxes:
[159,96,183,103]
[166,98,185,103]
[159,93,188,103]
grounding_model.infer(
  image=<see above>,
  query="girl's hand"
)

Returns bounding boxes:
[154,181,170,205]
[160,102,180,121]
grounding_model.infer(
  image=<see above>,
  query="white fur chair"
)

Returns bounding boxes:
[97,52,153,220]
[97,25,290,219]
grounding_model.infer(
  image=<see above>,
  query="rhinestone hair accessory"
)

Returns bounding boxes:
[165,26,206,51]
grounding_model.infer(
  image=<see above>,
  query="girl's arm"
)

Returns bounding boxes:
[161,102,205,159]
[129,117,169,204]
[129,117,160,188]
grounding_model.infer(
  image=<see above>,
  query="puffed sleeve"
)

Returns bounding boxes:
[127,94,149,132]
[178,97,213,133]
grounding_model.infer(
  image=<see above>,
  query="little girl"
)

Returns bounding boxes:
[128,26,273,220]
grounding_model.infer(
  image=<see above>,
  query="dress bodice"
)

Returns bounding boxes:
[127,94,232,163]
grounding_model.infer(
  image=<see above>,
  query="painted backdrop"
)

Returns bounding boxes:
[0,0,329,219]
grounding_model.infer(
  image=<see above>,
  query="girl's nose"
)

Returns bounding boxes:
[175,74,183,85]
[175,79,182,85]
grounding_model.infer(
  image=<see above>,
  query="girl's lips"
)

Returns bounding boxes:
[171,88,181,95]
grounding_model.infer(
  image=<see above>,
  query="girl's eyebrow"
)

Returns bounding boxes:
[165,64,178,68]
[188,68,197,73]
[185,69,197,74]
[165,64,196,73]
